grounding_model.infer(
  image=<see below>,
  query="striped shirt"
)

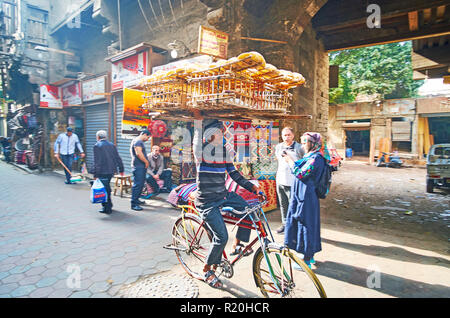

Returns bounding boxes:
[193,124,254,205]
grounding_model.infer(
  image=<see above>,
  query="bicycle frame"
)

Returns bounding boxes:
[178,204,274,267]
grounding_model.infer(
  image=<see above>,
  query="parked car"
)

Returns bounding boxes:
[426,143,450,193]
[329,148,343,171]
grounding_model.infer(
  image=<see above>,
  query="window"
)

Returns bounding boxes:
[26,5,48,45]
[1,0,17,35]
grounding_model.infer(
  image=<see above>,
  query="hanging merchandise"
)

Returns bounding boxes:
[134,51,307,121]
[147,120,167,138]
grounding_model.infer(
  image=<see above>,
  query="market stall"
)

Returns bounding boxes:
[123,51,308,212]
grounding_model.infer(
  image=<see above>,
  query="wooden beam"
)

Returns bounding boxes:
[240,37,288,44]
[325,24,450,52]
[408,11,419,31]
[313,0,448,30]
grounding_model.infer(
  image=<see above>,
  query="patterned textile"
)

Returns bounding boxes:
[234,121,251,163]
[225,176,278,212]
[225,176,259,206]
[147,120,167,138]
[223,121,236,161]
[258,179,278,212]
[177,183,198,202]
[145,179,165,194]
[253,161,277,180]
[181,162,196,182]
[235,163,253,179]
[158,137,173,158]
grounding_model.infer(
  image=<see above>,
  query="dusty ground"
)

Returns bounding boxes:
[322,160,449,253]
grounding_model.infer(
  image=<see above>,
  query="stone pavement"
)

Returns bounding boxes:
[0,161,180,298]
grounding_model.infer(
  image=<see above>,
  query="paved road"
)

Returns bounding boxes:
[0,161,180,298]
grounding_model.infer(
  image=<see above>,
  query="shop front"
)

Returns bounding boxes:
[81,74,112,172]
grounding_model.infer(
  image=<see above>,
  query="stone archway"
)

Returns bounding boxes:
[201,0,330,137]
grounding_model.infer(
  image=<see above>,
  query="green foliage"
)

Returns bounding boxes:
[329,41,423,104]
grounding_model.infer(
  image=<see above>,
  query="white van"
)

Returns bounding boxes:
[426,143,450,193]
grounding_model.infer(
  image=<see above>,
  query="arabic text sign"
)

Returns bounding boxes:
[40,85,63,109]
[111,51,148,91]
[198,25,228,60]
[62,82,82,107]
[82,76,107,103]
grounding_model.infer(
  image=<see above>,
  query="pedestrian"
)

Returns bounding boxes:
[130,130,151,211]
[92,130,124,214]
[54,127,85,184]
[0,137,12,163]
[145,145,172,198]
[275,127,304,234]
[192,110,263,289]
[283,132,330,269]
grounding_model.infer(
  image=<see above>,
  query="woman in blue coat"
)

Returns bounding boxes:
[282,132,329,268]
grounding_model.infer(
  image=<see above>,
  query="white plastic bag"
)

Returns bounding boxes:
[90,179,107,204]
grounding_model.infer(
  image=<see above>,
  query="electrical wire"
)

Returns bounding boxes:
[168,0,179,27]
[148,0,162,27]
[158,0,167,25]
[138,0,154,32]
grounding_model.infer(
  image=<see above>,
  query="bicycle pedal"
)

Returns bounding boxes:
[163,244,187,252]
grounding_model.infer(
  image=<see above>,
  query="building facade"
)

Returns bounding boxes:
[328,95,450,163]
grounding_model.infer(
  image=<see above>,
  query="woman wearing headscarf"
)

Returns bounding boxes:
[282,132,330,268]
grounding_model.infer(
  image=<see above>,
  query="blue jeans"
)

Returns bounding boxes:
[60,154,74,183]
[146,169,173,194]
[131,167,146,205]
[197,192,251,266]
[98,174,113,210]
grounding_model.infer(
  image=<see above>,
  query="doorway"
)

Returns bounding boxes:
[345,129,370,156]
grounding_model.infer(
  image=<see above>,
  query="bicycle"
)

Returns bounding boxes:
[164,194,327,298]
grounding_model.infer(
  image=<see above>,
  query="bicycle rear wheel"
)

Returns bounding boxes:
[172,213,212,280]
[252,245,326,298]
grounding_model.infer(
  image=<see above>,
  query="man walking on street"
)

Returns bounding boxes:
[145,145,172,198]
[130,130,151,211]
[92,130,124,214]
[54,127,85,184]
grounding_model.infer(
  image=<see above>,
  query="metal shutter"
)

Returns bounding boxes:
[85,104,110,171]
[115,95,152,174]
[392,121,411,141]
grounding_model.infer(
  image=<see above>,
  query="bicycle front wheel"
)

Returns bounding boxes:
[172,213,212,280]
[252,246,326,298]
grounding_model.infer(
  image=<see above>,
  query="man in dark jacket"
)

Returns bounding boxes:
[92,130,124,214]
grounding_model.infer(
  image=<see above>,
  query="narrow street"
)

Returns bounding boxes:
[0,160,449,298]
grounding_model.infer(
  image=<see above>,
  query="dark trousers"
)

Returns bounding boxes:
[197,192,251,266]
[98,174,113,210]
[276,184,291,225]
[146,169,173,194]
[60,154,74,182]
[131,167,146,206]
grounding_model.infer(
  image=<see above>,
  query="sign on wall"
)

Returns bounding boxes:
[111,51,148,91]
[62,82,82,107]
[40,85,63,109]
[82,76,107,103]
[197,25,229,60]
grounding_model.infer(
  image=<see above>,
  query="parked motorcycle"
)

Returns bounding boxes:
[376,152,403,168]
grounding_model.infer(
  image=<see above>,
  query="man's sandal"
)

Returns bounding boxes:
[204,270,223,289]
[230,243,253,257]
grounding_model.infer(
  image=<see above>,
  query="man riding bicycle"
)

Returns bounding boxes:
[192,110,263,289]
